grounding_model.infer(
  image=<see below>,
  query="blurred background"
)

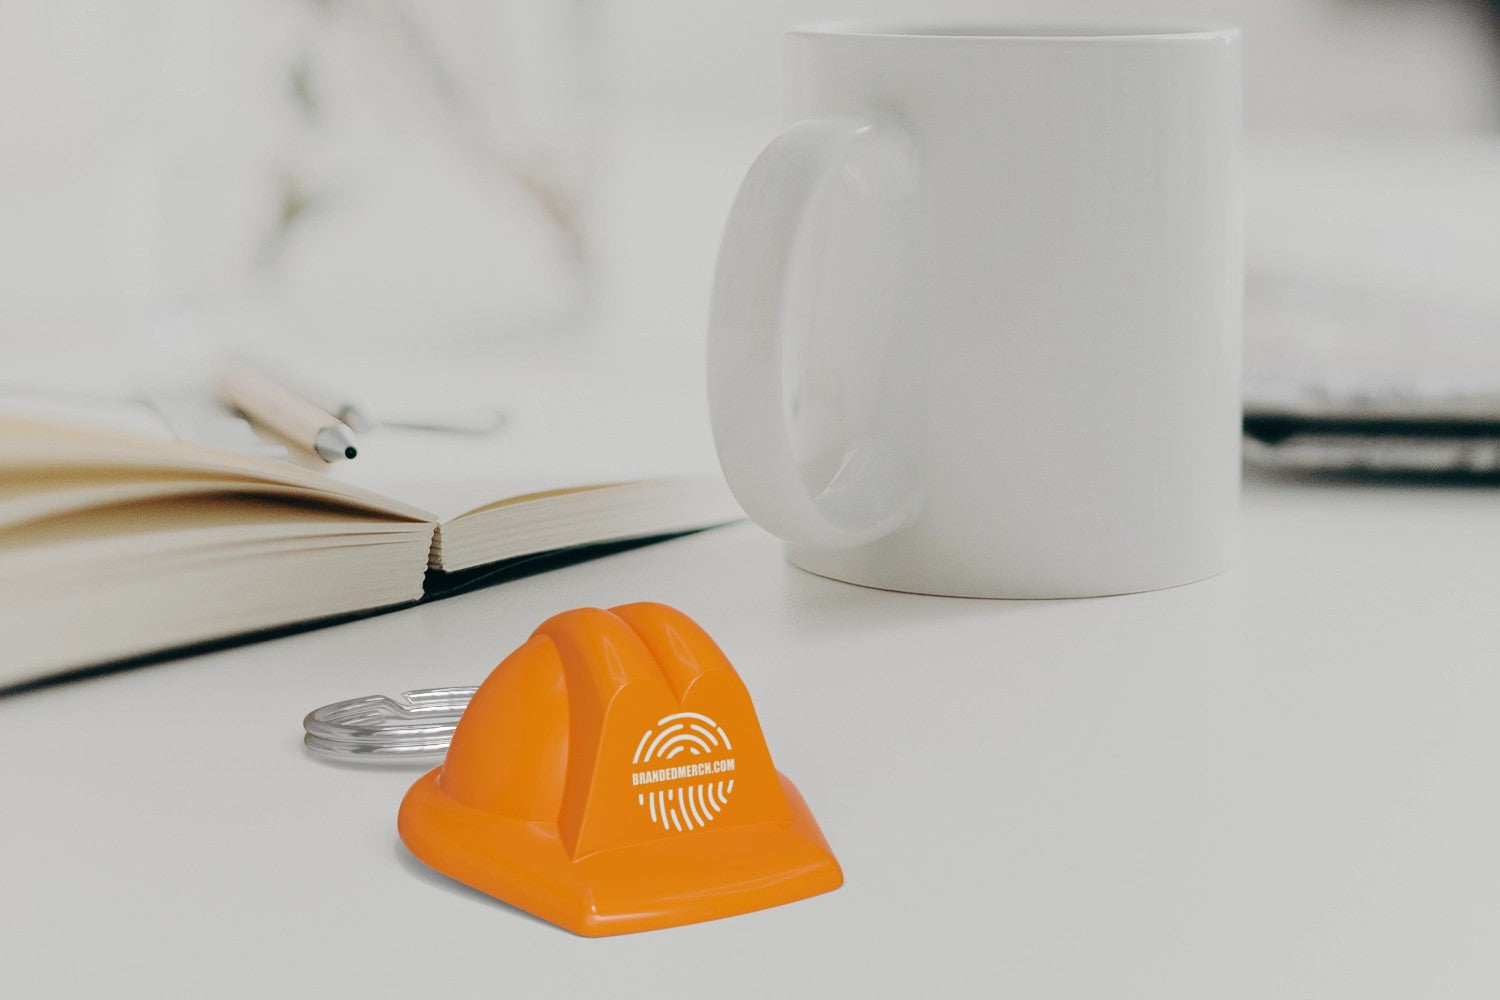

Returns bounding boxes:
[4,0,1500,399]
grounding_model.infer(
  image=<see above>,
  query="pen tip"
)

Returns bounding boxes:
[314,424,359,462]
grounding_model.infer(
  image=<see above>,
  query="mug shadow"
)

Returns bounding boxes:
[771,553,1128,641]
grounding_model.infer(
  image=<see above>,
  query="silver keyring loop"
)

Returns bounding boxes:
[303,686,477,761]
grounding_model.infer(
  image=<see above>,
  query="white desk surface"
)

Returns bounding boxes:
[6,129,1500,997]
[3,466,1499,998]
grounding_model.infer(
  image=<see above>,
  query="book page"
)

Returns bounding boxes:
[0,413,432,524]
[325,351,725,522]
[0,345,725,527]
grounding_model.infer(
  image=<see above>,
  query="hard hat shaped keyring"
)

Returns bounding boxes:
[309,603,843,936]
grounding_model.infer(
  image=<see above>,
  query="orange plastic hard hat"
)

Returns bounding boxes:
[398,602,842,936]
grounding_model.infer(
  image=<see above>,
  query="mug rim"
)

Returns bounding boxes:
[788,20,1239,43]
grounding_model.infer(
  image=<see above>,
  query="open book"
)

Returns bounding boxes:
[0,408,742,690]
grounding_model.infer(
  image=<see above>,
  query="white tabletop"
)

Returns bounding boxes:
[3,465,1499,998]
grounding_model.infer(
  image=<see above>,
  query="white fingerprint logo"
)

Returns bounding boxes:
[630,711,736,832]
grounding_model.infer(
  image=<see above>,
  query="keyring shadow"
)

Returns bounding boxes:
[301,745,437,772]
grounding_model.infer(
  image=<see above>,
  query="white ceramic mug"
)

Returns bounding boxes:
[708,21,1242,598]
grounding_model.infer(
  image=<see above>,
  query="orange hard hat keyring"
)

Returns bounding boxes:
[395,603,843,936]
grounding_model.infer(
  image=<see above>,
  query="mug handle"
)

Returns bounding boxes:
[707,114,921,549]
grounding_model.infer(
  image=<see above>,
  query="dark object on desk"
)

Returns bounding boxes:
[1245,271,1500,475]
[1243,383,1500,474]
[397,602,843,936]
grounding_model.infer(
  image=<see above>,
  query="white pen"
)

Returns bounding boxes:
[217,363,359,462]
[284,381,376,434]
[225,355,378,434]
